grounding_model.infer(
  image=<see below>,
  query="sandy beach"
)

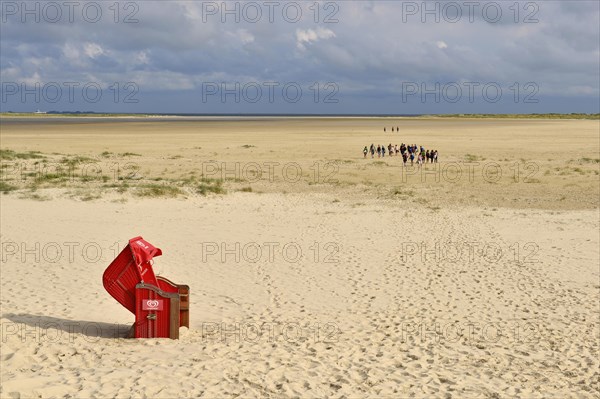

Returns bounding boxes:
[1,117,599,398]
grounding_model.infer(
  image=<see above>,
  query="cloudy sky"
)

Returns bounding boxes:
[1,1,599,114]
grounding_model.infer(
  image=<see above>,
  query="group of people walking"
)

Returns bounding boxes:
[363,143,439,166]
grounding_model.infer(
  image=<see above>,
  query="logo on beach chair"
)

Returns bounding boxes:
[142,299,163,311]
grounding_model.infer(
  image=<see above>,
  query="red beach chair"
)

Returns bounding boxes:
[103,236,189,339]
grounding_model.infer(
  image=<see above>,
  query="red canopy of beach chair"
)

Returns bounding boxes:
[103,236,161,314]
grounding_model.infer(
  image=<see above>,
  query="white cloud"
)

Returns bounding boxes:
[238,29,255,45]
[0,66,20,80]
[296,28,336,50]
[84,43,105,59]
[22,71,41,86]
[177,1,202,21]
[136,51,150,65]
[62,43,80,62]
[437,41,448,49]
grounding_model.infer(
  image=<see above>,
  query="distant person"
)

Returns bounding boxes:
[402,151,408,166]
[410,151,415,165]
[363,146,368,158]
[382,145,386,157]
[370,144,375,158]
[434,150,438,163]
[384,127,386,133]
[377,145,381,158]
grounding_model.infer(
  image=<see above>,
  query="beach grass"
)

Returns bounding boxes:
[0,181,18,193]
[197,178,226,195]
[135,183,184,198]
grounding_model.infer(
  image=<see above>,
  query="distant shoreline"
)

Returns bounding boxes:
[1,112,599,120]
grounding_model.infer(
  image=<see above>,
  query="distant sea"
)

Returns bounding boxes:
[3,112,423,117]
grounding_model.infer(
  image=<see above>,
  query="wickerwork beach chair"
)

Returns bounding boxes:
[103,236,189,339]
